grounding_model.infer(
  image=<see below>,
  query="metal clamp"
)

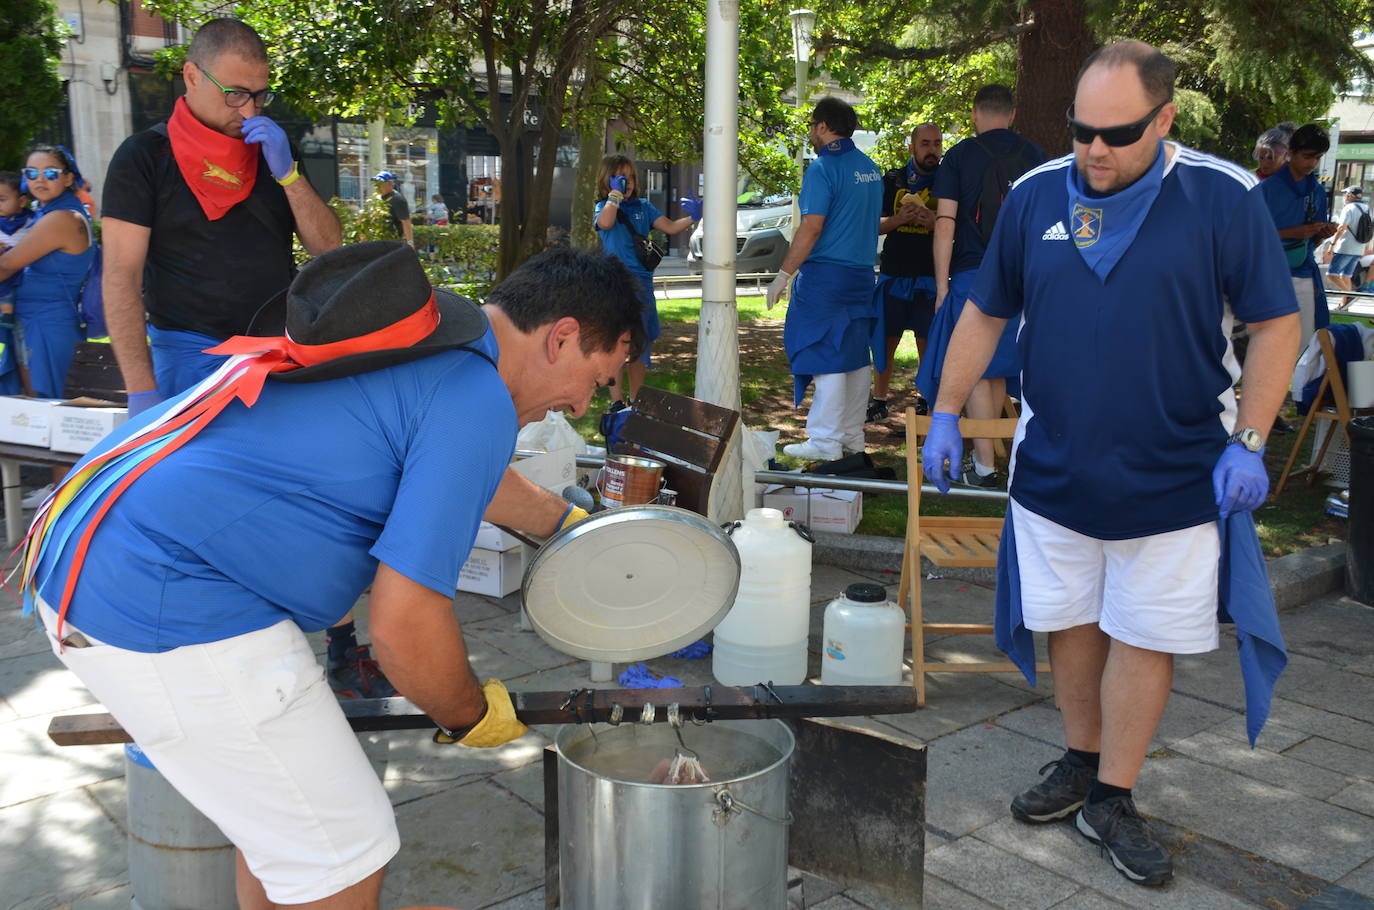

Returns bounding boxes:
[666,703,682,728]
[691,685,714,724]
[640,702,656,725]
[712,787,793,828]
[608,704,624,726]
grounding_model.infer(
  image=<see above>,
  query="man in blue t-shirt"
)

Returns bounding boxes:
[30,242,643,908]
[767,96,883,461]
[923,42,1300,887]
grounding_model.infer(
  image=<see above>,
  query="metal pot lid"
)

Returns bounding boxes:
[520,505,740,662]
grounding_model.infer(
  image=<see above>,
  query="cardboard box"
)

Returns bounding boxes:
[0,396,62,447]
[761,484,863,534]
[457,543,529,597]
[49,398,129,454]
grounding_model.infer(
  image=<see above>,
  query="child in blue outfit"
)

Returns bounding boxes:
[594,154,700,401]
[0,172,34,395]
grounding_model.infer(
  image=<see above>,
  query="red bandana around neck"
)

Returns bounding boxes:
[167,97,259,221]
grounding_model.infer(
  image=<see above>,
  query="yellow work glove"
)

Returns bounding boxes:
[433,678,527,747]
[560,504,590,530]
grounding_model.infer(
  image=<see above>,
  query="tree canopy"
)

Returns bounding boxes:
[1,0,66,168]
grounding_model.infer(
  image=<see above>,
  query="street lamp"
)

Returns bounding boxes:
[787,9,815,242]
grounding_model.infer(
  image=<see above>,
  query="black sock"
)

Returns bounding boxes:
[327,621,358,663]
[1089,780,1132,804]
[1067,747,1100,770]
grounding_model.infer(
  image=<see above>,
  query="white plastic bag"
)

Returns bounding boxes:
[516,410,588,454]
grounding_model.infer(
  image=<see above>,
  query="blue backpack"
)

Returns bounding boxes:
[77,242,106,340]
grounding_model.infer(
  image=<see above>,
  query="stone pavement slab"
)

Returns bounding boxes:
[925,836,1079,909]
[1332,781,1374,818]
[0,787,127,910]
[1169,729,1353,799]
[922,723,1061,838]
[1340,859,1374,899]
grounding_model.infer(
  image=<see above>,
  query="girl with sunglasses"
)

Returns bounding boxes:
[0,146,94,399]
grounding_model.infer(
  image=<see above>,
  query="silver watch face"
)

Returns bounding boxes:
[1234,428,1263,451]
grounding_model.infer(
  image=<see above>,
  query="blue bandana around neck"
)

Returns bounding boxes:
[35,190,86,220]
[1064,141,1167,282]
[904,159,936,193]
[817,137,856,157]
[0,209,33,236]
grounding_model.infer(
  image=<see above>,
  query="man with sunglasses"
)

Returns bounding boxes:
[923,41,1299,886]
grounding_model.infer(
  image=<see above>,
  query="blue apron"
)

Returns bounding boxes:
[915,268,1021,405]
[785,262,881,406]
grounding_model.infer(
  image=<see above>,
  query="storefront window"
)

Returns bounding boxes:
[336,123,439,213]
[467,155,501,224]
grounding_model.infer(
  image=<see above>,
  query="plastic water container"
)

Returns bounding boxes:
[821,583,905,685]
[712,508,813,685]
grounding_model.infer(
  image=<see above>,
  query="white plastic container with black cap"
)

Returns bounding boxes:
[821,582,906,685]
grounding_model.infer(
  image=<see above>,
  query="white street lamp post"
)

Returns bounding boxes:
[786,9,815,242]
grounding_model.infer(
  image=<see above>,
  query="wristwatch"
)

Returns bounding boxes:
[1227,427,1263,452]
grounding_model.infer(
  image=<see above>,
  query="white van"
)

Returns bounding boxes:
[686,174,792,275]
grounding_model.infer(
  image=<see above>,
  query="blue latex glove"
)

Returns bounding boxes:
[609,175,628,194]
[126,390,165,418]
[1213,443,1268,518]
[241,116,294,181]
[679,194,703,221]
[921,411,963,494]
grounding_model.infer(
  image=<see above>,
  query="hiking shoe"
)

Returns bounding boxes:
[913,394,930,416]
[327,646,398,699]
[1010,752,1095,823]
[1076,794,1174,886]
[866,398,889,422]
[959,458,1001,489]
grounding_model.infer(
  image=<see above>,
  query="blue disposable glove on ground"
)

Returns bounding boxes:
[241,116,294,181]
[609,175,628,194]
[1213,443,1268,518]
[679,194,703,221]
[921,411,963,494]
[126,390,165,418]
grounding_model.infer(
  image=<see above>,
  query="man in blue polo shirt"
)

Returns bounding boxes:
[767,96,883,461]
[1260,123,1337,344]
[28,242,642,908]
[923,42,1299,886]
[920,84,1043,487]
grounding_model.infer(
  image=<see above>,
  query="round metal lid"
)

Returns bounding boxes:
[520,505,741,662]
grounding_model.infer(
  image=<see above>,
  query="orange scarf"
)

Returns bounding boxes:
[167,97,259,221]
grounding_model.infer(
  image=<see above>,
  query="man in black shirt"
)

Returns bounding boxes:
[372,171,414,246]
[868,122,942,423]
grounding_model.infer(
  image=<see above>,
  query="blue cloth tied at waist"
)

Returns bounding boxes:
[994,506,1286,746]
[784,261,881,406]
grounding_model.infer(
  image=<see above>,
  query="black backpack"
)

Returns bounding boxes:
[1353,202,1373,245]
[971,135,1039,245]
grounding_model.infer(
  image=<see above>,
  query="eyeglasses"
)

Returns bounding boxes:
[1066,101,1167,147]
[21,167,67,181]
[196,63,275,109]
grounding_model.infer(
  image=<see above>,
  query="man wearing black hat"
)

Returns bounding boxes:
[24,241,643,909]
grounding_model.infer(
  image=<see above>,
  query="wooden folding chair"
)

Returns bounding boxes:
[899,408,1048,707]
[1274,328,1374,497]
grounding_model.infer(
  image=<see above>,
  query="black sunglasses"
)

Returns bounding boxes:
[1066,101,1167,147]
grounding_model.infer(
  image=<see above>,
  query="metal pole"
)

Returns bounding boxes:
[697,0,744,522]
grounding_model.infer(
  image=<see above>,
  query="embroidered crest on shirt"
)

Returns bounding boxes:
[1072,204,1102,248]
[201,158,245,188]
[1041,221,1069,241]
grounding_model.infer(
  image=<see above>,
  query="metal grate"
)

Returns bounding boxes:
[1313,420,1351,488]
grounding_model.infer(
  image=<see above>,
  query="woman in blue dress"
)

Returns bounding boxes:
[594,154,700,401]
[0,146,93,398]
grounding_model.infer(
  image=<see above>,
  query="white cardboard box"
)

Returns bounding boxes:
[0,396,62,447]
[761,484,863,534]
[457,544,529,597]
[49,398,129,454]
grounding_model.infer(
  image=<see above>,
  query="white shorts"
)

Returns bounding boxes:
[1010,502,1221,654]
[39,600,400,904]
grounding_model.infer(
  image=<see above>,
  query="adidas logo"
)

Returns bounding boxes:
[1041,221,1069,241]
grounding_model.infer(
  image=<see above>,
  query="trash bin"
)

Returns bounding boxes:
[1347,416,1374,606]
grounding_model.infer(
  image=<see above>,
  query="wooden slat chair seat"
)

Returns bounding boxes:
[62,341,127,403]
[616,386,741,517]
[900,409,1048,707]
[1273,328,1373,498]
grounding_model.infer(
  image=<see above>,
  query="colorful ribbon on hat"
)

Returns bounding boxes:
[18,293,440,644]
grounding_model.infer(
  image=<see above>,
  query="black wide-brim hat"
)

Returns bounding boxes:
[248,240,489,383]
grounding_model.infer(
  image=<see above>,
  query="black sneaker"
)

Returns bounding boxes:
[866,398,889,422]
[913,394,930,416]
[1271,415,1294,435]
[327,646,398,699]
[1076,794,1174,886]
[959,458,1001,489]
[1011,753,1095,823]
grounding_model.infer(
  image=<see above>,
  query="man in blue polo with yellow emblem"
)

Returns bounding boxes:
[767,96,883,461]
[923,42,1299,886]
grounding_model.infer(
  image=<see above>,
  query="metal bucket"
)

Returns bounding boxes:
[555,719,794,910]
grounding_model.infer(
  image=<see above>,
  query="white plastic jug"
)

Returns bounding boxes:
[821,583,905,685]
[712,508,813,686]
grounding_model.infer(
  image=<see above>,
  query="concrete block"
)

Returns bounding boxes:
[0,788,128,910]
[879,674,1046,743]
[1169,730,1350,799]
[1267,697,1374,752]
[1338,858,1374,900]
[1207,714,1310,752]
[925,836,1078,909]
[1278,595,1374,671]
[916,877,999,909]
[923,724,1061,838]
[1283,736,1374,782]
[1277,662,1374,726]
[1331,781,1374,818]
[1268,542,1346,611]
[1041,891,1132,908]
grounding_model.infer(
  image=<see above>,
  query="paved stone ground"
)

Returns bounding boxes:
[3,548,1374,909]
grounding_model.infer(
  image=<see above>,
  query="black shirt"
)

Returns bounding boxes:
[102,125,299,339]
[383,191,410,238]
[878,166,938,278]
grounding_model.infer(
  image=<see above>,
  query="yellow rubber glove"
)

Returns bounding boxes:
[434,678,527,747]
[560,505,590,530]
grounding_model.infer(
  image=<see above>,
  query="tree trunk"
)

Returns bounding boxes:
[1013,0,1096,158]
[571,122,605,251]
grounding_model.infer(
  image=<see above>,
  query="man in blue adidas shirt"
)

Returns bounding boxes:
[31,242,642,908]
[921,84,1044,487]
[767,96,883,461]
[923,42,1299,886]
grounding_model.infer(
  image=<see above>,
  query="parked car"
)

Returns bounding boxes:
[687,176,792,275]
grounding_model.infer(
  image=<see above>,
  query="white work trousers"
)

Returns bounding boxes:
[807,367,870,453]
